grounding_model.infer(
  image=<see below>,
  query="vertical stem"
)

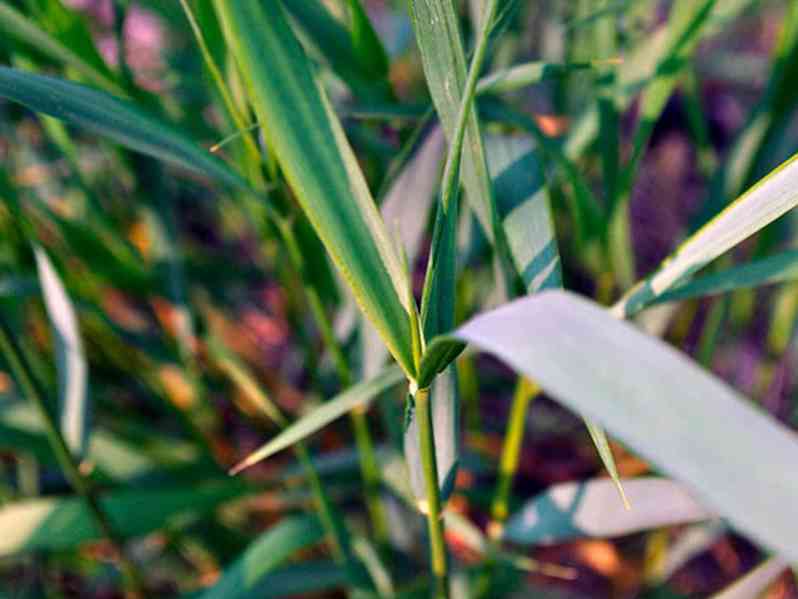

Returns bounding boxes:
[0,315,144,596]
[489,376,539,537]
[415,386,449,599]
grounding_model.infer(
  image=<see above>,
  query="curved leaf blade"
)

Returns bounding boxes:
[652,249,798,306]
[0,66,247,189]
[436,290,798,562]
[214,0,416,376]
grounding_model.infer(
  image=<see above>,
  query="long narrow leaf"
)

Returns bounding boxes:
[214,0,416,377]
[283,0,393,101]
[614,151,798,317]
[652,249,798,305]
[33,247,88,459]
[503,478,711,545]
[486,135,561,293]
[429,290,798,561]
[409,0,500,246]
[0,3,122,94]
[0,67,247,189]
[229,366,404,473]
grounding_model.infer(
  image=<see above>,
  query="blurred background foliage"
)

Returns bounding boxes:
[1,0,798,598]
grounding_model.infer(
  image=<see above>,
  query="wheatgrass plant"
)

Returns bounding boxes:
[1,1,798,598]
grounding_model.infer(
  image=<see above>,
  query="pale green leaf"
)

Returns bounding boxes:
[503,477,711,545]
[485,134,561,293]
[33,246,88,459]
[432,290,798,561]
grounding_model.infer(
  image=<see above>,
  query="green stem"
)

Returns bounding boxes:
[489,377,539,536]
[0,315,145,596]
[415,386,449,599]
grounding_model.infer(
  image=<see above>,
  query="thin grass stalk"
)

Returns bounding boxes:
[414,385,448,599]
[0,315,145,596]
[488,377,540,537]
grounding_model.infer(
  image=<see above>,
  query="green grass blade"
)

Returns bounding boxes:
[564,0,756,166]
[0,481,245,556]
[695,2,798,228]
[481,100,602,243]
[503,477,710,545]
[614,151,798,317]
[484,134,624,505]
[435,290,798,562]
[229,366,404,474]
[0,2,122,94]
[360,126,445,379]
[33,247,88,460]
[651,249,798,306]
[0,67,247,189]
[214,0,416,377]
[409,0,501,246]
[197,516,325,599]
[709,557,788,599]
[618,0,716,202]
